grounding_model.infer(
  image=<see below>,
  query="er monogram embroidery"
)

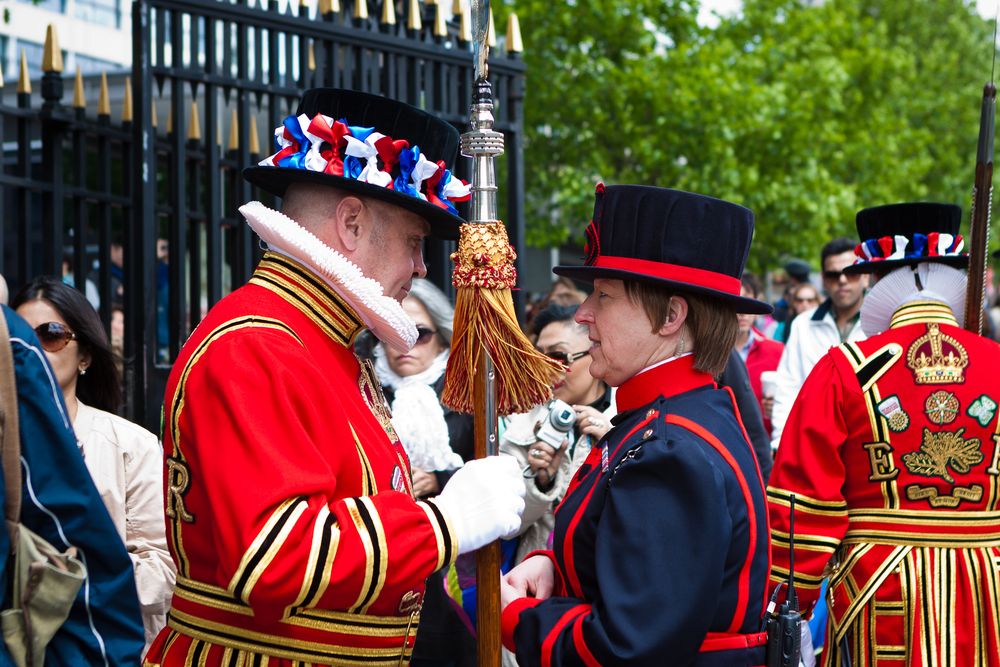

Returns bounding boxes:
[166,457,195,522]
[902,427,983,484]
[924,390,959,425]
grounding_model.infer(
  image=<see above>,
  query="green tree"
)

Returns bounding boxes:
[507,0,996,272]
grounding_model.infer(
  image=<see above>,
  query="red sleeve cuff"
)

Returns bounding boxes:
[501,597,542,652]
[523,550,566,596]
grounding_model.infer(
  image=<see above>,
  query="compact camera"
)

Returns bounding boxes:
[535,399,576,449]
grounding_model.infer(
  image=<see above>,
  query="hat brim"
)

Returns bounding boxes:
[553,264,773,315]
[243,167,464,241]
[842,255,968,275]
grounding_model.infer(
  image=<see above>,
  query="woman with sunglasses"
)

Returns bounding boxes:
[11,277,175,651]
[372,278,476,667]
[500,303,614,566]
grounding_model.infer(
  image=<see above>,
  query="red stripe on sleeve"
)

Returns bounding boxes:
[501,597,542,652]
[571,612,602,667]
[542,604,592,667]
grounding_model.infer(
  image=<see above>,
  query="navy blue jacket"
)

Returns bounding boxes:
[502,355,771,666]
[2,306,143,666]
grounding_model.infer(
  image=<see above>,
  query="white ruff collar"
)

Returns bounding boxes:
[860,263,967,336]
[240,201,417,352]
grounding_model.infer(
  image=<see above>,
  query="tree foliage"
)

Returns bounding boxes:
[504,0,997,272]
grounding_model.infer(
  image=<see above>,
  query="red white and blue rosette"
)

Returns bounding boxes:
[851,232,966,272]
[259,113,472,216]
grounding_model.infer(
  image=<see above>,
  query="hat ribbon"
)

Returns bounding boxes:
[854,233,964,264]
[271,115,312,170]
[591,255,741,295]
[304,115,349,176]
[261,113,471,211]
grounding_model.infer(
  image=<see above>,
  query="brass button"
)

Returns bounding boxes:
[646,409,656,418]
[643,429,654,439]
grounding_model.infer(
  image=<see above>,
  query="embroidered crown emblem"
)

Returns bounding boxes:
[905,323,968,385]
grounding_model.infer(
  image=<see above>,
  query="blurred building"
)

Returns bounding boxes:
[1,0,129,80]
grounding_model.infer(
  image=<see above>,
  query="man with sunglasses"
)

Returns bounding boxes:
[145,90,525,667]
[770,237,869,449]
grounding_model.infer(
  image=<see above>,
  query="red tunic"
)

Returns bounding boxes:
[769,300,1000,667]
[144,252,458,667]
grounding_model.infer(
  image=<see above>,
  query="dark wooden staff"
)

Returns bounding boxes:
[963,82,996,335]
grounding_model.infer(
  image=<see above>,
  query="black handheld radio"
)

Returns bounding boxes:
[765,494,802,667]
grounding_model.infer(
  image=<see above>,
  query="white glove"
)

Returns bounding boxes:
[433,455,525,555]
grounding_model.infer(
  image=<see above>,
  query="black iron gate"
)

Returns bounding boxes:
[1,0,526,431]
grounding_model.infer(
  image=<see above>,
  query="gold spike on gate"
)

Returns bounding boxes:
[308,42,317,70]
[505,13,522,54]
[319,0,340,14]
[381,0,396,25]
[459,2,471,42]
[166,107,173,134]
[188,100,202,141]
[122,77,133,122]
[18,50,31,94]
[249,114,261,155]
[487,5,496,46]
[406,0,421,31]
[228,109,239,151]
[42,24,64,74]
[73,67,86,108]
[433,1,447,36]
[98,72,111,116]
[353,0,368,19]
[451,0,461,16]
[151,98,159,128]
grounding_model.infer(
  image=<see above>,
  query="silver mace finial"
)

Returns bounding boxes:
[461,0,504,225]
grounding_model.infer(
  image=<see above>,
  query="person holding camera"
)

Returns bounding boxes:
[500,303,615,565]
[500,184,772,666]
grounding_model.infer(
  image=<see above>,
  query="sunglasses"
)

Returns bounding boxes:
[414,326,438,346]
[541,349,590,366]
[34,322,77,353]
[822,269,863,282]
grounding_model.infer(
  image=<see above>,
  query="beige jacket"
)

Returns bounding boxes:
[74,401,176,650]
[500,399,617,565]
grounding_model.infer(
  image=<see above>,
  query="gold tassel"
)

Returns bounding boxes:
[443,222,562,415]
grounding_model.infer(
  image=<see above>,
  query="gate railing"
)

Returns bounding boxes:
[1,0,525,430]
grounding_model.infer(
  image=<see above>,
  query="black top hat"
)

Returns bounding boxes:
[843,202,967,275]
[244,88,467,240]
[554,184,772,314]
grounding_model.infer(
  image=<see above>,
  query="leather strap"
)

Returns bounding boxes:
[0,312,23,537]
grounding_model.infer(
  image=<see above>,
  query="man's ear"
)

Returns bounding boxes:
[332,196,366,252]
[657,295,689,337]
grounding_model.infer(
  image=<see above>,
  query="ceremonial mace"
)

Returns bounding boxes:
[963,4,998,336]
[443,1,562,663]
[963,80,996,335]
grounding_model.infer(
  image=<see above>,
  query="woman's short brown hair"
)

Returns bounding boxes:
[623,281,739,377]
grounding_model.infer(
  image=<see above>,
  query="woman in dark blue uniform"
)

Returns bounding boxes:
[500,184,773,667]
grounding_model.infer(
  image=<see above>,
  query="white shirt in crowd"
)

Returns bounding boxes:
[769,300,866,449]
